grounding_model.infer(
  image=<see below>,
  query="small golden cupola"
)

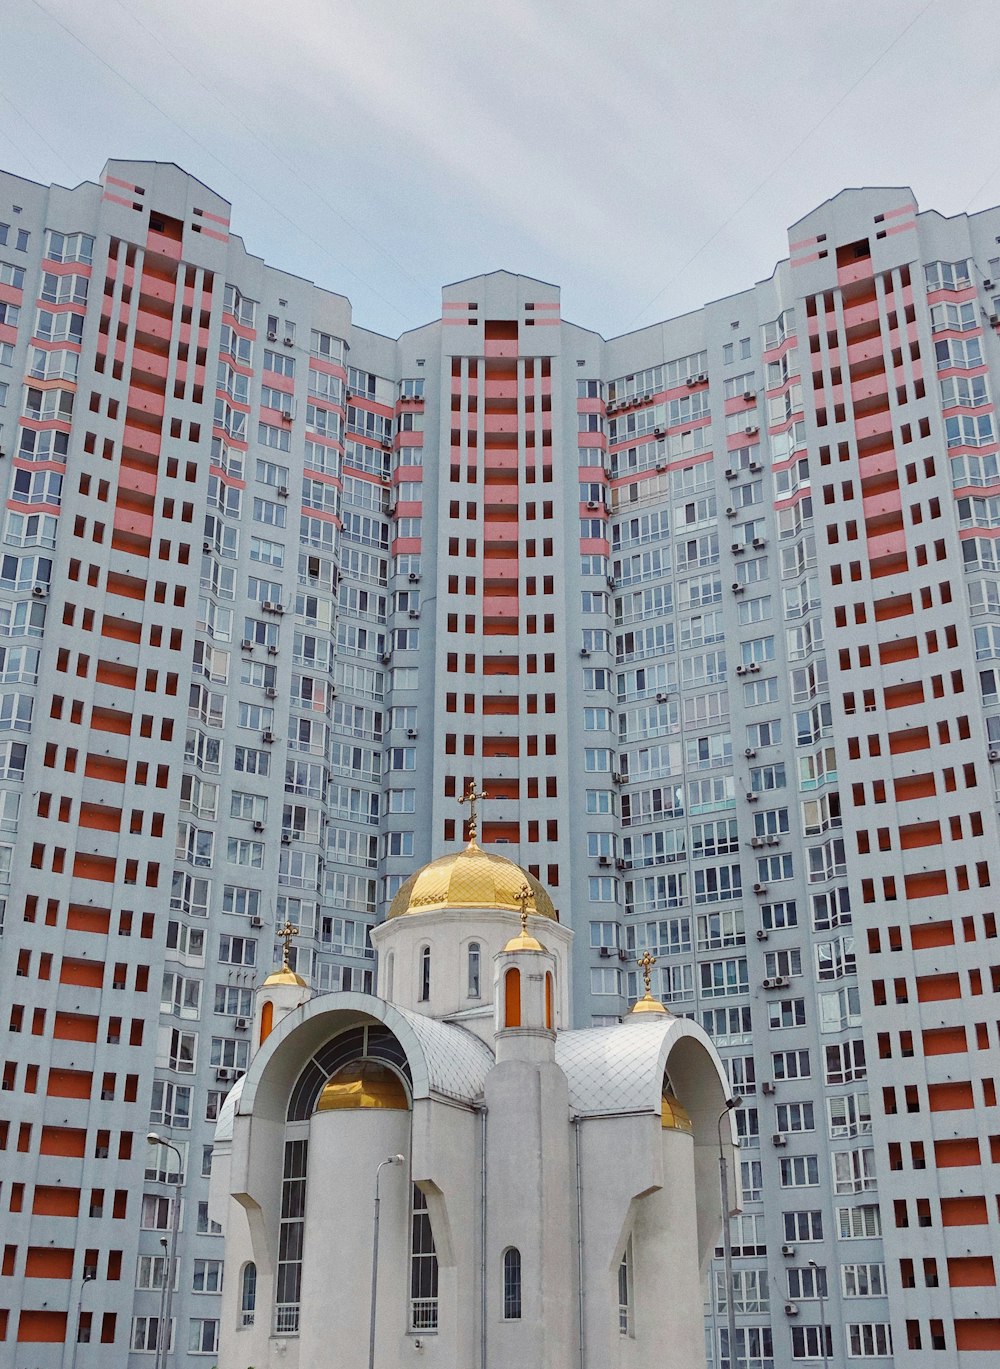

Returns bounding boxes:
[255,918,311,1051]
[630,950,671,1017]
[315,1060,409,1112]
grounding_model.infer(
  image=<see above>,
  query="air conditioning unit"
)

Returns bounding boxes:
[763,974,789,989]
[598,856,611,867]
[249,915,264,928]
[756,928,769,941]
[725,469,738,480]
[656,462,667,472]
[745,792,758,802]
[281,833,292,844]
[381,438,393,450]
[749,461,762,473]
[731,542,744,553]
[277,485,290,496]
[748,662,760,673]
[253,821,265,832]
[203,540,212,551]
[696,373,707,383]
[752,537,766,549]
[763,1081,776,1095]
[579,648,590,658]
[263,600,277,612]
[767,835,780,846]
[745,425,759,435]
[587,500,598,510]
[267,644,278,655]
[606,576,616,589]
[215,1068,234,1082]
[743,389,755,401]
[262,730,276,743]
[283,336,294,347]
[989,749,1000,762]
[265,687,278,698]
[781,1244,795,1257]
[732,582,744,593]
[985,279,994,289]
[735,665,748,676]
[750,836,765,848]
[408,573,421,583]
[235,1017,249,1031]
[990,314,1000,327]
[241,638,255,650]
[381,653,392,664]
[784,1302,799,1316]
[267,330,277,341]
[31,585,46,597]
[616,858,626,871]
[599,946,611,958]
[773,1134,788,1148]
[725,507,737,518]
[612,772,624,785]
[744,747,756,758]
[656,693,669,703]
[686,376,698,388]
[406,728,418,739]
[654,426,664,437]
[753,882,767,894]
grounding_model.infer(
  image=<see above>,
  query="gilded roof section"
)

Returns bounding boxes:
[388,840,557,920]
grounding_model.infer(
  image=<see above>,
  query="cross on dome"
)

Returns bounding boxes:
[277,918,298,972]
[458,780,488,842]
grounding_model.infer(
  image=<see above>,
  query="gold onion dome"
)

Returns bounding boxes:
[315,1060,409,1112]
[631,990,669,1016]
[263,967,308,988]
[387,839,557,921]
[661,1089,693,1133]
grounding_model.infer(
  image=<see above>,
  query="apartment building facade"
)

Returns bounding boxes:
[0,158,998,1364]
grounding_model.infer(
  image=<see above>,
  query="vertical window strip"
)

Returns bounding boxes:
[410,1185,439,1329]
[275,1138,307,1333]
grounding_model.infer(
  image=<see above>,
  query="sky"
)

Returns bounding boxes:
[2,0,999,340]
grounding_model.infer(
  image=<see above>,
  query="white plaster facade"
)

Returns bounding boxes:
[211,845,733,1369]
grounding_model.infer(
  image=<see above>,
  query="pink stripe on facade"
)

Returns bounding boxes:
[105,174,142,192]
[533,318,560,326]
[883,203,917,220]
[102,192,138,209]
[791,251,824,268]
[885,221,916,237]
[197,227,228,243]
[196,208,229,227]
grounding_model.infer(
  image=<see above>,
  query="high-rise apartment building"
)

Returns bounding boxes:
[0,158,999,1365]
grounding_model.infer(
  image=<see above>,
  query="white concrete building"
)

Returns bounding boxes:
[211,832,733,1368]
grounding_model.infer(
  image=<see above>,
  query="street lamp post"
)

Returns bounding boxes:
[368,1154,406,1369]
[809,1259,830,1369]
[147,1133,184,1369]
[717,1096,741,1369]
[68,1271,95,1369]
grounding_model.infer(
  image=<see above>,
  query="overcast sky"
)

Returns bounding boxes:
[3,0,998,339]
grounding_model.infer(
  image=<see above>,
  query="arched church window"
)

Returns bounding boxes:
[504,966,521,1028]
[260,1000,273,1045]
[545,971,553,1029]
[384,951,394,1000]
[468,943,481,998]
[240,1261,257,1327]
[503,1247,522,1320]
[410,1185,439,1330]
[618,1239,632,1336]
[419,945,431,1002]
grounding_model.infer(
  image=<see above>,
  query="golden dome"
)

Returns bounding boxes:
[503,926,546,954]
[263,967,308,988]
[315,1060,409,1113]
[630,989,669,1016]
[387,840,557,920]
[661,1089,693,1133]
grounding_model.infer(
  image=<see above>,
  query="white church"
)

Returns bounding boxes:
[210,819,735,1369]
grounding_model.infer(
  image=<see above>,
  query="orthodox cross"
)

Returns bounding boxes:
[276,919,298,973]
[515,883,533,937]
[458,780,488,841]
[637,949,657,996]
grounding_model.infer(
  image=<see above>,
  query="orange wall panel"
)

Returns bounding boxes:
[52,1013,99,1043]
[948,1256,996,1287]
[31,1187,79,1217]
[16,1310,68,1342]
[39,1126,86,1157]
[903,870,949,899]
[934,1137,981,1167]
[25,1247,74,1279]
[911,920,955,949]
[65,904,111,935]
[59,958,104,988]
[916,973,962,1002]
[46,1069,92,1099]
[955,1320,1000,1350]
[71,853,117,884]
[941,1196,989,1226]
[928,1080,975,1111]
[84,753,128,783]
[922,1025,967,1054]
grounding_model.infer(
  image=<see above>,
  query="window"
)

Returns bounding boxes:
[276,1139,307,1333]
[411,1185,439,1330]
[467,943,481,998]
[618,1241,631,1335]
[847,1323,892,1358]
[419,946,430,1002]
[780,1155,820,1187]
[240,1262,257,1326]
[503,1247,522,1320]
[783,1210,823,1242]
